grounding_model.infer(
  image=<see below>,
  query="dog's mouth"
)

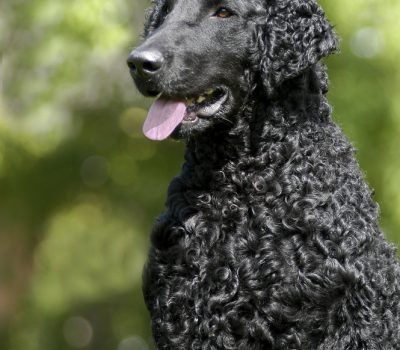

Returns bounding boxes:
[142,88,228,141]
[185,88,227,119]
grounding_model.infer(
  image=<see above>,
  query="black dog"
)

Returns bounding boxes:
[127,0,400,348]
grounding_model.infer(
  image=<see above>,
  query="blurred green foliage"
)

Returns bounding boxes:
[0,0,399,349]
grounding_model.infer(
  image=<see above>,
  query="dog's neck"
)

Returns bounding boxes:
[183,64,332,184]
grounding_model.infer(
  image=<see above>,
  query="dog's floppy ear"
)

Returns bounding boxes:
[256,0,339,95]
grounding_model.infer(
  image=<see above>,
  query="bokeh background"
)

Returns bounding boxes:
[0,0,399,349]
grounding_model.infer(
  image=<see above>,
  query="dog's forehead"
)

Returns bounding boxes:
[169,0,261,13]
[202,0,258,9]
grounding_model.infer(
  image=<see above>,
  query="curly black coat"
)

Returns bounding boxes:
[128,0,400,348]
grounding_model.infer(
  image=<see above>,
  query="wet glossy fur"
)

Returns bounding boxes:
[134,0,400,348]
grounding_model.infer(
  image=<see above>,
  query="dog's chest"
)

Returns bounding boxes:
[146,180,303,348]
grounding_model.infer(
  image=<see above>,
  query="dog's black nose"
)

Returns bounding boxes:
[127,48,164,76]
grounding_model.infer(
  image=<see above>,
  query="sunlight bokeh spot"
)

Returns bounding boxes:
[63,316,93,348]
[117,336,148,350]
[119,107,147,138]
[81,155,109,187]
[350,27,385,58]
[32,201,146,314]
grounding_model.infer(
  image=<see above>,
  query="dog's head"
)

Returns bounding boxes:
[127,0,338,140]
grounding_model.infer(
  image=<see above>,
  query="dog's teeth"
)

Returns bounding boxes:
[196,96,206,103]
[206,89,215,96]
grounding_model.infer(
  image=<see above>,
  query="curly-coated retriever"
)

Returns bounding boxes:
[127,0,400,348]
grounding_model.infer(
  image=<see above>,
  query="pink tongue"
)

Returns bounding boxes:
[143,98,187,141]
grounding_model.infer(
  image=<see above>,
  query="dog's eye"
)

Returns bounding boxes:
[214,7,234,18]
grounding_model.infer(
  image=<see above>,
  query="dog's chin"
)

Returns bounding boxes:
[169,90,238,139]
[170,116,212,140]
